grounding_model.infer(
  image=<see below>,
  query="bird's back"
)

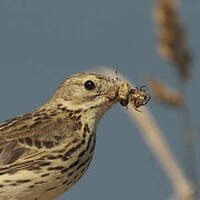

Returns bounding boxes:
[0,105,96,200]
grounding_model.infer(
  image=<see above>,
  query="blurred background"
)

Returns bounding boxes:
[0,0,199,199]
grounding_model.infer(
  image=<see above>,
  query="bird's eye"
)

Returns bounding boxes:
[84,80,95,90]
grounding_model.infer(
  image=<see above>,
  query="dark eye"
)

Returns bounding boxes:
[84,80,95,90]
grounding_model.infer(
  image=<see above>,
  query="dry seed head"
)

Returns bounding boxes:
[154,0,192,80]
[148,78,182,108]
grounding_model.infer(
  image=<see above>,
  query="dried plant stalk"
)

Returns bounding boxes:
[148,78,182,108]
[154,0,192,80]
[128,107,194,200]
[154,0,198,196]
[97,67,194,200]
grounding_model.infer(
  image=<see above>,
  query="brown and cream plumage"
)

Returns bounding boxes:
[0,72,150,200]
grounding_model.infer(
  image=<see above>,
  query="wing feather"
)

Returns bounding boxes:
[0,111,58,167]
[0,106,81,169]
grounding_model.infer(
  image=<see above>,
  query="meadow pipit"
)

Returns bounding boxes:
[0,72,150,200]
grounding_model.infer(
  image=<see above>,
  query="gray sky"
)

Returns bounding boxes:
[0,1,200,199]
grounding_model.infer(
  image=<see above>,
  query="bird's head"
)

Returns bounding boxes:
[50,73,120,111]
[48,72,150,124]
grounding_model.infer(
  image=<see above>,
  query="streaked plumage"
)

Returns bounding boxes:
[0,72,150,200]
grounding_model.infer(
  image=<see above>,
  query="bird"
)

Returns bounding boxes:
[0,72,150,200]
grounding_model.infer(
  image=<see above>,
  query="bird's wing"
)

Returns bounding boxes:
[0,110,66,168]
